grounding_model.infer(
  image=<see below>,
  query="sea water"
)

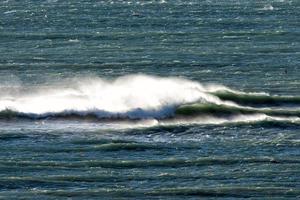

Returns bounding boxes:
[0,0,299,199]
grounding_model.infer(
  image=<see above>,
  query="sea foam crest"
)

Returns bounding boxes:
[1,74,299,121]
[0,74,232,119]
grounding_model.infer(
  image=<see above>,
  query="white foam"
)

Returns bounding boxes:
[159,114,300,127]
[260,4,274,11]
[0,74,298,121]
[0,74,232,119]
[159,114,267,126]
[68,39,80,43]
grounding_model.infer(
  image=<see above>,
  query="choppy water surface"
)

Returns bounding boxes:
[0,0,300,199]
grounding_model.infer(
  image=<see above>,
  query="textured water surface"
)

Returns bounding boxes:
[0,0,300,199]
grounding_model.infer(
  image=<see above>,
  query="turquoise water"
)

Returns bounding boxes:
[0,0,300,199]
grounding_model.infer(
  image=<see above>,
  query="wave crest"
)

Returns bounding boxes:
[0,74,300,125]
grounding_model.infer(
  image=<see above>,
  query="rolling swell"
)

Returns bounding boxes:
[175,103,300,118]
[1,157,298,169]
[212,90,300,106]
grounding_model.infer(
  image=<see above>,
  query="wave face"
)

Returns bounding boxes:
[0,74,300,124]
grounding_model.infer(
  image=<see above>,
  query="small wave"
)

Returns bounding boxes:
[1,157,299,168]
[175,103,300,118]
[68,39,80,43]
[211,90,300,106]
[4,10,17,14]
[261,4,274,11]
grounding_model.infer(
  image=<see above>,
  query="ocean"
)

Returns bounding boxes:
[0,0,299,199]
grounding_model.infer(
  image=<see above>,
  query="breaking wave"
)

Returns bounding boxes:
[0,74,299,125]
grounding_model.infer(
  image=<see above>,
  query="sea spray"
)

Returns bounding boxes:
[0,75,230,119]
[0,75,299,124]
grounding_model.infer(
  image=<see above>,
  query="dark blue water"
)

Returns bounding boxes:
[0,0,300,199]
